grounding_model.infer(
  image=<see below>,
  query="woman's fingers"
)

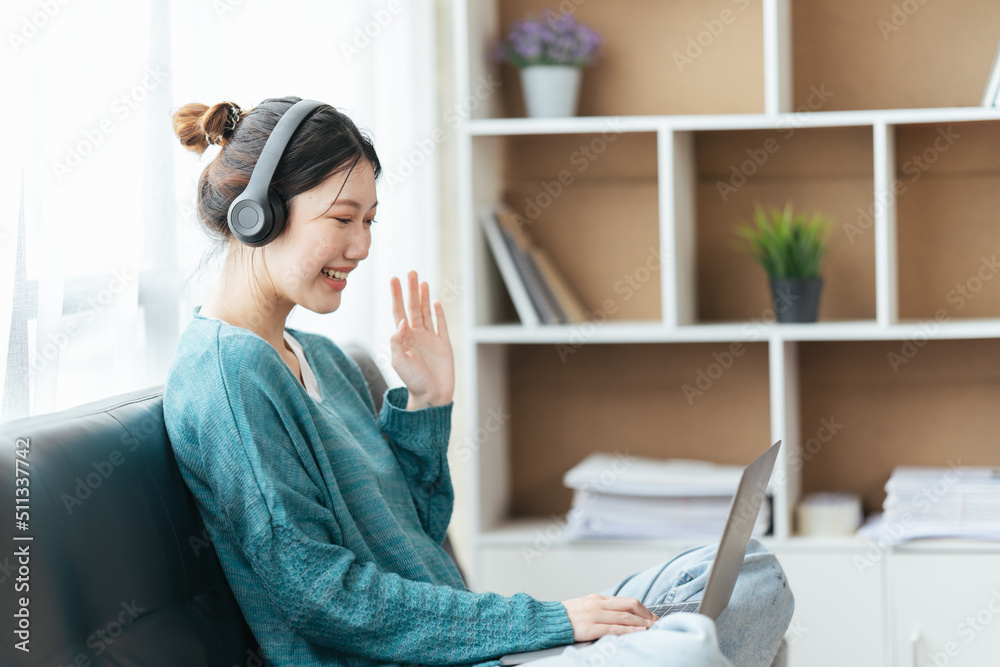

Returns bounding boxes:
[602,596,658,622]
[561,594,656,642]
[420,281,433,330]
[407,271,423,327]
[393,271,446,334]
[390,276,405,327]
[591,608,655,629]
[603,624,650,636]
[434,300,449,340]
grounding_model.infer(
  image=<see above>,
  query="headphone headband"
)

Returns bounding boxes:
[227,99,324,246]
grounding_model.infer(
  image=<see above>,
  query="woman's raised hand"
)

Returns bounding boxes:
[561,594,658,642]
[390,270,455,410]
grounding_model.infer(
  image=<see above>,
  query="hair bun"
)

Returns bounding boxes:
[219,103,242,142]
[171,101,244,155]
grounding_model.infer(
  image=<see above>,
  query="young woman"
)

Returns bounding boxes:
[164,96,793,667]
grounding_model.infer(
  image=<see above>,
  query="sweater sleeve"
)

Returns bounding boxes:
[195,334,575,665]
[378,385,454,544]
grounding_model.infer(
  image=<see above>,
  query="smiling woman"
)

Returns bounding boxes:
[162,96,790,667]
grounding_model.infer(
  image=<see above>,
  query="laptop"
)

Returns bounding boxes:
[499,441,781,666]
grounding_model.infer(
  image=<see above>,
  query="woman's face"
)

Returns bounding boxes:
[265,159,377,314]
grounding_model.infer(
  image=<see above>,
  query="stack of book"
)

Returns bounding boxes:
[561,452,772,540]
[479,203,589,325]
[862,466,1000,543]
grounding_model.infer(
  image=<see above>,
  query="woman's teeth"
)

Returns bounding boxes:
[322,269,348,280]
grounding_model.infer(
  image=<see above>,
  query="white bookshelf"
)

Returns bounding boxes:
[452,2,1000,666]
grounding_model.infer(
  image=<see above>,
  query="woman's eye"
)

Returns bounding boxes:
[365,218,378,225]
[335,218,352,224]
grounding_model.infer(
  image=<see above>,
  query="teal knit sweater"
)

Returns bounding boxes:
[163,308,574,667]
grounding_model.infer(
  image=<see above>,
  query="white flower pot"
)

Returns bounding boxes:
[519,65,582,118]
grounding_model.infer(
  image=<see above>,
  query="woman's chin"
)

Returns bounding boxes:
[305,295,342,315]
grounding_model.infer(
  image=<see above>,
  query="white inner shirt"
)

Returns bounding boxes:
[283,330,322,402]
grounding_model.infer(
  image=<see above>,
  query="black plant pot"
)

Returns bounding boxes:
[769,278,823,323]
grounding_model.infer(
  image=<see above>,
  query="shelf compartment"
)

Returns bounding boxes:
[896,120,1000,320]
[798,338,1000,515]
[483,0,765,117]
[505,341,771,518]
[689,125,877,324]
[791,0,1000,111]
[491,131,662,324]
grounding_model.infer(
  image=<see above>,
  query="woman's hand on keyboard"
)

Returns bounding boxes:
[561,593,658,642]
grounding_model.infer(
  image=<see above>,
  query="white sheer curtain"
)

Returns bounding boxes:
[2,0,440,421]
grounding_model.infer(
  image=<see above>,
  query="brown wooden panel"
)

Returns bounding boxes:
[695,126,876,322]
[501,133,661,321]
[799,339,1000,515]
[505,132,658,182]
[497,0,765,117]
[896,122,1000,320]
[792,0,1000,111]
[508,342,771,517]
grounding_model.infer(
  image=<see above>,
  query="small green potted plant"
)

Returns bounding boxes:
[731,201,835,323]
[491,9,603,118]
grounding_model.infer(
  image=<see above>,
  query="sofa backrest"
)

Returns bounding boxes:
[0,344,464,666]
[0,385,260,667]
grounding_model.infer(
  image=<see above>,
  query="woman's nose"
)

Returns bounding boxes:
[345,224,370,261]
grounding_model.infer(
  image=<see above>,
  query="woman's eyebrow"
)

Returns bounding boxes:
[323,198,378,212]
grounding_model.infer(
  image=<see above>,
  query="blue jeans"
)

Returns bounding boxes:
[531,539,794,667]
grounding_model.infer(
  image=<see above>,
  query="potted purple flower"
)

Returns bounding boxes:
[491,9,603,118]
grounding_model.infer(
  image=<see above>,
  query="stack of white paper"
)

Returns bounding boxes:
[561,453,772,540]
[864,466,1000,543]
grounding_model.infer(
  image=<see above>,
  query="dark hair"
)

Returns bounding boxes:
[172,95,382,244]
[171,97,381,311]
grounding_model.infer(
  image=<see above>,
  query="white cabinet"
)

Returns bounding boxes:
[772,547,885,667]
[478,534,702,602]
[451,1,1000,665]
[890,552,1000,667]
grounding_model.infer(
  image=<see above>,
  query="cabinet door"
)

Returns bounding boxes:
[891,552,1000,667]
[772,551,885,667]
[477,544,700,601]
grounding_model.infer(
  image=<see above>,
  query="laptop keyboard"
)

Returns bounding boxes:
[647,600,701,617]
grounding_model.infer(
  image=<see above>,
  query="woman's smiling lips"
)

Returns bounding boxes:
[321,266,355,291]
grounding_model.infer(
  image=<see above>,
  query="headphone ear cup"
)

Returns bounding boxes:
[226,189,285,246]
[262,188,286,244]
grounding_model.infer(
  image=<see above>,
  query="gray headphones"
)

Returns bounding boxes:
[226,99,324,246]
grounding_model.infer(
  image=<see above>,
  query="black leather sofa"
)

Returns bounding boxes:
[0,345,464,667]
